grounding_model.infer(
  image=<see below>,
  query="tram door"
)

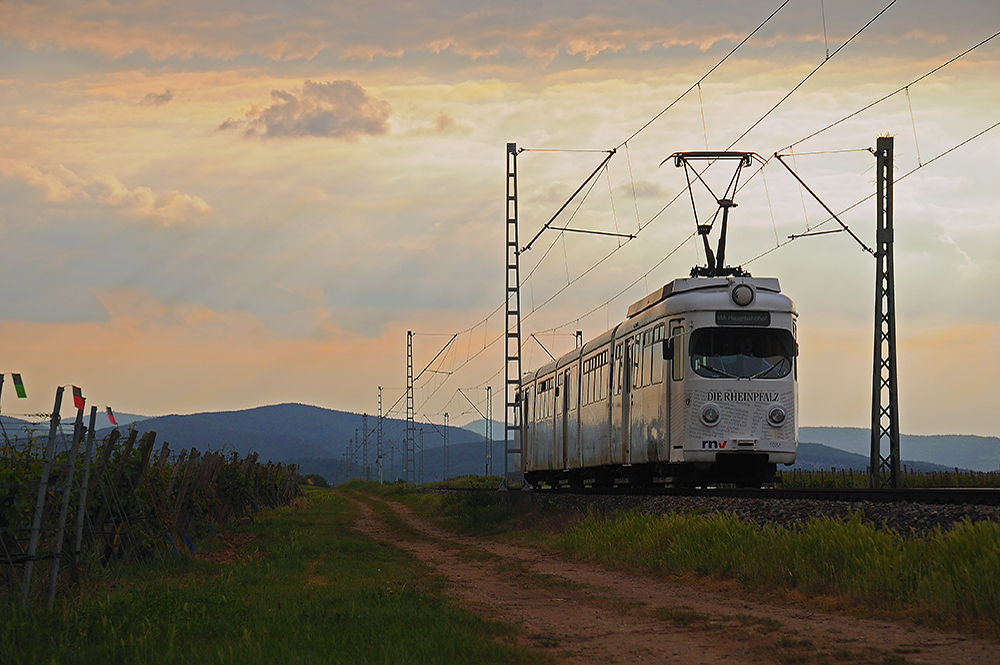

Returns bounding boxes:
[554,371,565,470]
[609,342,624,466]
[561,368,572,469]
[668,320,686,463]
[620,338,634,465]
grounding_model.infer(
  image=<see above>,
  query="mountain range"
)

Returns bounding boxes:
[3,405,996,482]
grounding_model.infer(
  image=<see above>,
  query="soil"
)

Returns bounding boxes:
[346,492,1000,665]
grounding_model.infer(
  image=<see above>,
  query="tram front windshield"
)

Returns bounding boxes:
[690,327,794,379]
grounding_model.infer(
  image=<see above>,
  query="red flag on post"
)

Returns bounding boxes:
[72,385,85,410]
[106,407,118,426]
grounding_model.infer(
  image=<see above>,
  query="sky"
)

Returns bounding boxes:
[1,0,999,438]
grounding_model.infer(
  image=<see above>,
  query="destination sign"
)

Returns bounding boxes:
[716,310,770,326]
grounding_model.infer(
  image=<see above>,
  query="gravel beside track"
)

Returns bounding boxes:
[539,492,1000,535]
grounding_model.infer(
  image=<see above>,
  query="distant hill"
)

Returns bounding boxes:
[800,427,999,472]
[0,415,39,439]
[790,441,956,473]
[108,403,488,483]
[460,418,505,439]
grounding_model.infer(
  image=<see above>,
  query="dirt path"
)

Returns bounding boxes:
[346,492,1000,665]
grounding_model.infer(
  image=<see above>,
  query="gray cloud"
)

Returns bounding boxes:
[7,1,992,69]
[409,111,472,136]
[622,180,663,198]
[221,80,391,140]
[140,90,173,107]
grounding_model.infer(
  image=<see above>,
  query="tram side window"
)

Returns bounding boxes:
[582,350,610,405]
[641,330,652,387]
[583,358,592,406]
[597,351,610,400]
[690,327,795,379]
[671,326,684,381]
[651,324,664,384]
[631,337,642,389]
[537,378,555,419]
[590,356,601,403]
[614,343,624,394]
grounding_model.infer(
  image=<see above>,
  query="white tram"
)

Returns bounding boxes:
[520,152,798,488]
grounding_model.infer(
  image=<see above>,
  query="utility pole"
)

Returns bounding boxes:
[870,135,901,489]
[377,387,384,483]
[443,412,449,481]
[486,386,493,477]
[362,413,369,481]
[505,142,524,489]
[406,330,415,485]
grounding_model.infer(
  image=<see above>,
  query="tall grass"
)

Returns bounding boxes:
[554,508,1000,630]
[781,467,1000,488]
[0,489,546,665]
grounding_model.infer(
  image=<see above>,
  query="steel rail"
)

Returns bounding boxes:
[425,485,1000,506]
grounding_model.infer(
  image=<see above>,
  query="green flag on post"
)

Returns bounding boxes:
[11,374,26,399]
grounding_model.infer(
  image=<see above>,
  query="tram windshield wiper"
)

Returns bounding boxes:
[750,358,789,379]
[700,364,739,379]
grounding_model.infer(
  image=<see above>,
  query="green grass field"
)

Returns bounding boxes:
[0,489,546,665]
[387,483,1000,637]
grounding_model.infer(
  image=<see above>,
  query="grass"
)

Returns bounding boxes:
[0,489,547,665]
[782,467,1000,489]
[388,486,1000,637]
[553,509,1000,632]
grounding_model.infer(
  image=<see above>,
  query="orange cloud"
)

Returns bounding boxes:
[3,162,211,225]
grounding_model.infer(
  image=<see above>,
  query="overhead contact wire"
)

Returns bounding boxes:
[727,0,900,150]
[781,29,1000,151]
[616,0,793,149]
[740,119,1000,267]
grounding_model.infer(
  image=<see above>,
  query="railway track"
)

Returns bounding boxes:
[431,485,1000,505]
[539,486,1000,505]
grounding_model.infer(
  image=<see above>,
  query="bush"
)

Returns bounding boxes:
[301,473,330,488]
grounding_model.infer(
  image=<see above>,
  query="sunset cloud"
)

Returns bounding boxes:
[9,163,212,225]
[0,0,990,68]
[140,90,173,107]
[220,80,391,140]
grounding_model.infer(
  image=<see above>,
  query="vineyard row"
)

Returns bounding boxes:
[1,397,300,610]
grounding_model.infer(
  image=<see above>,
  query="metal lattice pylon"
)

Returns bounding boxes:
[406,330,416,485]
[377,387,383,483]
[870,136,900,489]
[504,143,524,489]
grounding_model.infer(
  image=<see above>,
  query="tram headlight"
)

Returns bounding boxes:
[767,405,786,427]
[701,404,721,427]
[731,283,754,306]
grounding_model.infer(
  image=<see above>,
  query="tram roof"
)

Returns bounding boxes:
[626,276,781,319]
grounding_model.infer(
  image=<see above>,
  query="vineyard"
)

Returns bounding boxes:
[0,399,300,610]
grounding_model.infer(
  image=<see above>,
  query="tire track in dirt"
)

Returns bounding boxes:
[345,492,1000,665]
